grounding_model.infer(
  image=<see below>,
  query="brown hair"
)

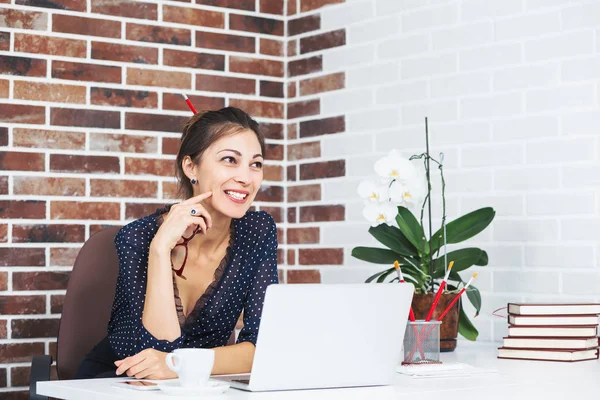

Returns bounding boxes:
[175,107,265,199]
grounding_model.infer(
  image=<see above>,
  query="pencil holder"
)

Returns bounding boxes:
[402,320,441,365]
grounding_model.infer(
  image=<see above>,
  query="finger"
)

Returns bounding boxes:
[185,206,211,230]
[180,191,213,206]
[127,359,151,378]
[189,216,207,233]
[115,354,145,375]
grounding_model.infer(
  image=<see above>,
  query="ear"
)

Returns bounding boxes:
[181,156,198,180]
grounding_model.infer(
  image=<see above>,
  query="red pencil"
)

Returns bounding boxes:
[425,261,454,322]
[182,93,197,114]
[394,261,425,360]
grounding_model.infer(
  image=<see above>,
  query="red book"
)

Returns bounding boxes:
[508,303,600,316]
[498,347,599,362]
[508,324,598,338]
[508,314,599,326]
[502,336,600,350]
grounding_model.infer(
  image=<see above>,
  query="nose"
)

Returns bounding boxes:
[234,166,251,186]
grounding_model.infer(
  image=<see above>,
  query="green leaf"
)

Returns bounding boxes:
[475,250,488,266]
[431,248,486,277]
[365,269,386,283]
[376,267,396,283]
[466,285,482,318]
[430,207,495,255]
[368,224,418,257]
[457,302,479,341]
[351,247,401,264]
[395,206,428,254]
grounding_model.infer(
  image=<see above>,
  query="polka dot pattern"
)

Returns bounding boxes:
[106,209,279,358]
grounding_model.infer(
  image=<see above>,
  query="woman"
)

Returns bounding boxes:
[76,107,278,379]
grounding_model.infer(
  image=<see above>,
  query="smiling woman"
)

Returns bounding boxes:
[75,107,279,380]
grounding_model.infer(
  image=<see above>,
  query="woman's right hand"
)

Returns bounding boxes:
[151,191,213,252]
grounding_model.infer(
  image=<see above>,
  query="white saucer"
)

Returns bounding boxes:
[157,380,230,396]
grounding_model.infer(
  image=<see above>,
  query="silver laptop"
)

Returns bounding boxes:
[213,283,414,392]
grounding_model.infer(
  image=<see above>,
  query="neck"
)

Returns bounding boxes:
[189,209,232,258]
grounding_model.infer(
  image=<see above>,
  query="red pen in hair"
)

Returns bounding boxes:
[182,94,197,114]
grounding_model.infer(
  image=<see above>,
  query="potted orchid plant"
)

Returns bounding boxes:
[351,149,495,345]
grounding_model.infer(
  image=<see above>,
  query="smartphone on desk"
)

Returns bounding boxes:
[113,379,160,391]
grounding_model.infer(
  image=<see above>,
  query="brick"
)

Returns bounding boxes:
[0,296,45,315]
[0,8,47,30]
[196,31,254,53]
[13,224,84,243]
[13,128,85,150]
[0,151,45,171]
[288,142,320,162]
[300,72,344,96]
[163,5,224,28]
[13,271,70,290]
[126,202,165,219]
[0,320,5,339]
[127,68,191,89]
[92,0,158,20]
[300,205,344,222]
[125,158,175,177]
[287,249,295,265]
[51,201,120,220]
[53,14,120,38]
[260,81,284,98]
[196,74,255,94]
[255,185,283,202]
[289,15,320,36]
[163,93,224,112]
[277,248,284,264]
[90,224,120,236]
[0,127,6,146]
[301,29,345,54]
[287,165,297,181]
[288,99,320,119]
[14,177,85,196]
[127,23,191,45]
[287,207,297,224]
[1,103,45,125]
[287,81,297,98]
[162,181,179,199]
[12,319,60,339]
[91,41,158,64]
[0,80,8,98]
[91,179,158,198]
[164,49,224,70]
[287,269,321,283]
[0,343,45,363]
[52,61,121,83]
[301,0,343,12]
[229,14,284,36]
[196,0,254,10]
[230,57,283,77]
[50,154,120,173]
[260,0,283,14]
[125,112,188,133]
[260,38,283,56]
[0,272,6,290]
[0,248,45,266]
[299,248,343,265]
[287,40,297,57]
[14,81,86,104]
[287,0,297,15]
[50,248,79,267]
[50,294,65,313]
[229,99,284,119]
[261,206,282,223]
[90,133,158,153]
[91,88,158,109]
[288,56,322,77]
[0,56,46,77]
[266,143,284,160]
[0,176,6,194]
[11,365,30,387]
[162,138,180,155]
[0,31,9,51]
[300,116,345,138]
[0,224,6,242]
[264,165,282,181]
[15,33,86,58]
[288,227,319,244]
[287,184,320,203]
[51,108,120,129]
[15,0,86,11]
[300,160,344,180]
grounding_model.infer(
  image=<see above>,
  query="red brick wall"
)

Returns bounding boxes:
[0,0,346,395]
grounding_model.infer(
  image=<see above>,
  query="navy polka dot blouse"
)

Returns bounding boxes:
[106,208,279,359]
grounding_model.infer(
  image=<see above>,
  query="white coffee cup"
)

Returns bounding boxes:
[165,348,215,388]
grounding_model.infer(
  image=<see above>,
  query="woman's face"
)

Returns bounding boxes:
[188,129,264,219]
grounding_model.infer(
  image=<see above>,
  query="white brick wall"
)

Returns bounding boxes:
[319,0,600,341]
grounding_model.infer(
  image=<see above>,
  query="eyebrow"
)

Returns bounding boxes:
[218,149,263,159]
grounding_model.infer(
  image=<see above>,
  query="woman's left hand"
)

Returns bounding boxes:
[114,348,178,380]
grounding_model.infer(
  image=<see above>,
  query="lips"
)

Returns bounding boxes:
[224,189,249,204]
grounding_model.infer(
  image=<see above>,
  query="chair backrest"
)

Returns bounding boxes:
[56,226,237,380]
[56,226,121,380]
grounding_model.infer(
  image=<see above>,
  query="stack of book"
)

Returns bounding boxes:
[498,303,600,362]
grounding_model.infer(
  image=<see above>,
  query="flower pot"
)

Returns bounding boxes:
[411,293,459,352]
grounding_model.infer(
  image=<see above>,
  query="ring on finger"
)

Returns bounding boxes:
[190,209,197,216]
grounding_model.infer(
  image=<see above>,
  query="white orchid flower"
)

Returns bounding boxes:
[374,149,418,183]
[357,180,390,203]
[362,203,397,227]
[389,178,425,206]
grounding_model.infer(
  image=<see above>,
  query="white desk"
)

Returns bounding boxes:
[38,342,600,399]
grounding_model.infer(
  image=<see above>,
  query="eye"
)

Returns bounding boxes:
[222,156,236,164]
[252,161,263,169]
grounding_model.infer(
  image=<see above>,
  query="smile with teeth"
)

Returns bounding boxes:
[225,190,248,201]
